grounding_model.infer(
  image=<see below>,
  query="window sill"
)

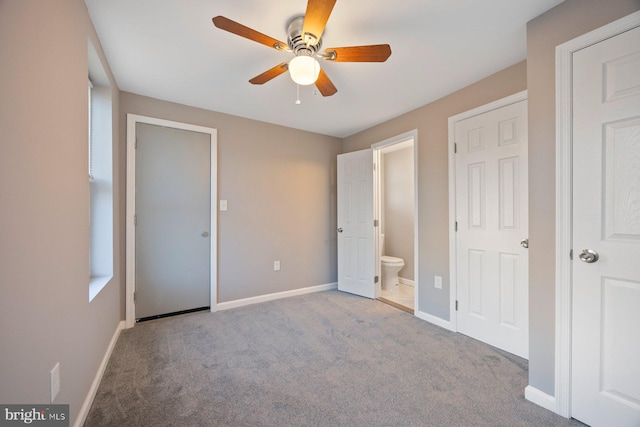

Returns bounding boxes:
[89,275,112,302]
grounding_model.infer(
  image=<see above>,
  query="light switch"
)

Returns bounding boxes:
[220,200,228,211]
[274,261,280,271]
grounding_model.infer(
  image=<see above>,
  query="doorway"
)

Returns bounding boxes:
[125,114,218,328]
[373,135,417,314]
[336,130,419,316]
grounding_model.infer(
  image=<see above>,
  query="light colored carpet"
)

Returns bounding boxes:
[85,290,583,426]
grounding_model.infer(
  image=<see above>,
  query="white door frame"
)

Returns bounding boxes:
[447,90,528,333]
[371,130,419,314]
[555,10,640,418]
[125,114,218,328]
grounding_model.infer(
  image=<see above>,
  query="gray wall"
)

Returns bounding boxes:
[343,61,527,320]
[383,147,415,281]
[0,1,122,425]
[4,2,638,421]
[119,92,342,303]
[526,0,640,396]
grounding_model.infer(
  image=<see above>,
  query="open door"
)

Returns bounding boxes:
[337,149,375,298]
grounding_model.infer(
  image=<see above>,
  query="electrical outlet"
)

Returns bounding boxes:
[219,200,228,211]
[50,362,60,403]
[274,260,280,271]
[434,275,443,289]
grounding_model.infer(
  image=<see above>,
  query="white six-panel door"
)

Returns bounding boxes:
[571,24,640,427]
[454,100,529,359]
[337,149,375,298]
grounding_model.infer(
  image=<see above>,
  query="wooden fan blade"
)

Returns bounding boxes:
[249,63,289,85]
[324,44,392,62]
[212,16,287,50]
[315,68,337,96]
[301,0,336,45]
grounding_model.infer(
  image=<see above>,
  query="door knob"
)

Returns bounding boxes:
[520,238,529,249]
[201,231,209,237]
[579,249,599,263]
[337,227,343,233]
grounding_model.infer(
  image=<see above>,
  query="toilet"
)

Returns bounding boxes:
[380,234,405,292]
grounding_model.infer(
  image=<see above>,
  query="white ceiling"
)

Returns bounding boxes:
[85,0,563,138]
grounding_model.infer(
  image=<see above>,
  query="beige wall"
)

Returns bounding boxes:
[383,147,415,281]
[119,92,342,303]
[526,0,640,396]
[0,1,122,424]
[344,61,527,319]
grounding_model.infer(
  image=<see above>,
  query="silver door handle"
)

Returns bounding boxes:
[337,227,343,233]
[201,231,209,237]
[520,238,529,249]
[579,249,599,263]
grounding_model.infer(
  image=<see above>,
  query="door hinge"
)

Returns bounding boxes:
[455,221,458,232]
[134,214,137,226]
[374,276,379,284]
[455,300,459,311]
[133,291,137,304]
[373,162,376,171]
[134,138,137,149]
[570,249,573,260]
[374,219,379,227]
[454,143,457,154]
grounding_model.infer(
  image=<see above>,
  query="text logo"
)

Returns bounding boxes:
[1,405,68,427]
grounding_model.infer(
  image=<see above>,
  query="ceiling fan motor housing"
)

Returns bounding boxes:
[287,16,322,57]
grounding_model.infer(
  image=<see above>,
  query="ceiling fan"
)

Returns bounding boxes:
[212,0,392,97]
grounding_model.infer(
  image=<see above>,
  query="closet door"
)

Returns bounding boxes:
[135,123,211,319]
[454,100,529,359]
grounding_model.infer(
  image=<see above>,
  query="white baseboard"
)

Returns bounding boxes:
[216,282,338,311]
[415,310,455,331]
[398,277,415,287]
[74,320,125,427]
[525,385,557,414]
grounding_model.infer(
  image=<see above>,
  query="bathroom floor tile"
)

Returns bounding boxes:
[380,283,414,311]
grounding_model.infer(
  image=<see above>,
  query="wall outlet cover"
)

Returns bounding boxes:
[435,275,443,289]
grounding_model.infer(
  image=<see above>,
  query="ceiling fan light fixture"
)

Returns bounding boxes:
[288,55,320,85]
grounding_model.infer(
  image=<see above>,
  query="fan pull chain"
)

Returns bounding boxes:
[295,84,301,105]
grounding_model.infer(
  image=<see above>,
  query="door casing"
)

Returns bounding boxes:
[554,10,640,418]
[125,114,218,328]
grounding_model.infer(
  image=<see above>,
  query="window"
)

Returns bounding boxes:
[88,39,113,301]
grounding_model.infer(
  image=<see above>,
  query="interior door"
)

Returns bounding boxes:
[454,100,529,359]
[337,149,375,298]
[135,123,211,319]
[571,24,640,427]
